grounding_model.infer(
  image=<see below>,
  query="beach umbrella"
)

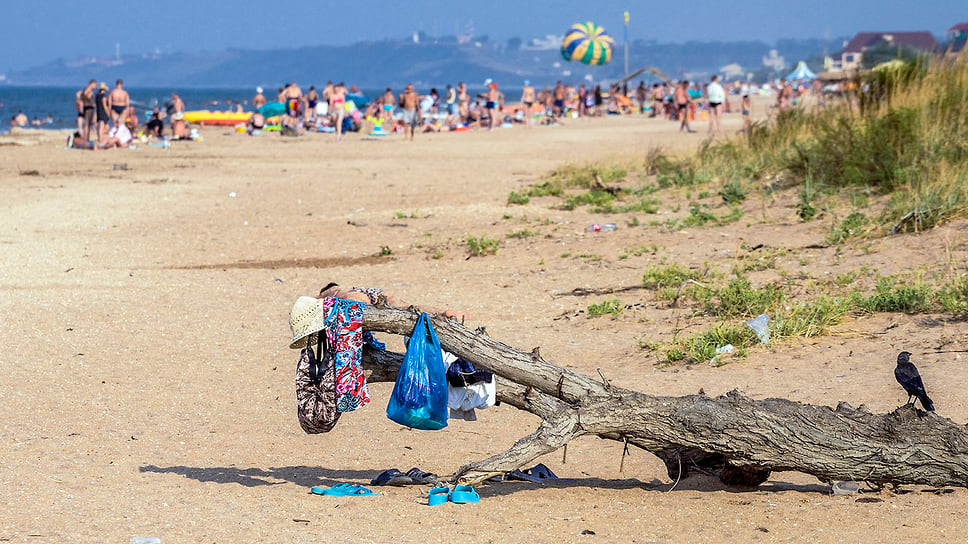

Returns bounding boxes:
[560,22,614,66]
[258,102,286,117]
[346,93,370,109]
[785,61,817,81]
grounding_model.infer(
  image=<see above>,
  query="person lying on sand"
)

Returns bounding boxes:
[67,132,95,149]
[315,282,467,322]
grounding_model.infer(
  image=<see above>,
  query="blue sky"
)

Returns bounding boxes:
[2,0,963,71]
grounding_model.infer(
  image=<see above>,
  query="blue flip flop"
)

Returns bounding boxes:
[310,483,379,497]
[427,486,450,506]
[448,485,480,504]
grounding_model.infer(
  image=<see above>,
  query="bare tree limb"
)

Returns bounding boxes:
[361,304,968,489]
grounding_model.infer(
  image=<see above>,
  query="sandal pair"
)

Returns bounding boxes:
[428,485,479,506]
[371,467,439,486]
[310,483,379,497]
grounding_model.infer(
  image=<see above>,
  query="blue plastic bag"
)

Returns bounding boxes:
[386,313,448,430]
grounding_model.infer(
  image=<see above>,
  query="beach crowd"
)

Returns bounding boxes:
[47,74,827,149]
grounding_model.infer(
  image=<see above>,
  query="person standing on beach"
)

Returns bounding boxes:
[521,80,535,127]
[283,82,303,129]
[706,75,725,134]
[253,87,266,109]
[329,82,346,142]
[635,82,646,114]
[305,86,319,124]
[93,82,110,143]
[674,81,694,132]
[398,83,420,141]
[577,84,587,118]
[75,80,96,140]
[107,80,130,126]
[739,94,751,134]
[444,84,457,121]
[380,88,395,122]
[552,81,566,117]
[485,81,501,130]
[457,82,469,123]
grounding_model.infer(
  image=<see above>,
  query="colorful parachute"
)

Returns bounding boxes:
[560,22,614,66]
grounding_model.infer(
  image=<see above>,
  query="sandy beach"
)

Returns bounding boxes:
[3,104,968,543]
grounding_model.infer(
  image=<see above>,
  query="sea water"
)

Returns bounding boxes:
[0,85,524,133]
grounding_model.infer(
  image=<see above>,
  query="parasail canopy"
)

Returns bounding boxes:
[561,22,614,66]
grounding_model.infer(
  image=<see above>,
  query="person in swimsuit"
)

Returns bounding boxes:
[107,79,129,126]
[247,111,266,134]
[398,83,420,141]
[444,85,457,118]
[283,82,303,129]
[316,283,467,321]
[485,81,501,130]
[75,80,96,141]
[305,86,318,123]
[576,84,587,118]
[457,82,469,123]
[94,82,110,143]
[146,107,164,138]
[739,94,751,134]
[706,75,725,135]
[674,81,694,132]
[521,80,535,128]
[329,82,346,142]
[552,81,565,117]
[253,87,266,109]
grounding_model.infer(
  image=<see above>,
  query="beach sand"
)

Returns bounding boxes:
[2,103,968,543]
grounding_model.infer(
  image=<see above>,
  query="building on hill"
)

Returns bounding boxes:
[947,22,968,54]
[831,31,939,72]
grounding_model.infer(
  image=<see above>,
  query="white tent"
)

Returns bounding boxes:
[785,60,817,81]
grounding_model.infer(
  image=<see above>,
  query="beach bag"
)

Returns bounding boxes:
[295,332,341,434]
[386,313,448,430]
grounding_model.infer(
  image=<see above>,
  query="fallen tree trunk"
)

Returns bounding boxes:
[361,303,968,488]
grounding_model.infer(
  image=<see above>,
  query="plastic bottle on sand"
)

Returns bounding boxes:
[586,223,617,232]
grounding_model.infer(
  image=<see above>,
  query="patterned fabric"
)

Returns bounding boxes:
[322,297,370,412]
[350,286,383,304]
[295,346,341,433]
[350,287,386,352]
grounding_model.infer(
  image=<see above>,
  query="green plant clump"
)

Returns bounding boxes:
[642,263,704,289]
[587,298,624,318]
[862,276,932,313]
[466,235,499,257]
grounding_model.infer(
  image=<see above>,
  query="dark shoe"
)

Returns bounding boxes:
[508,463,559,483]
[370,468,413,486]
[405,467,439,485]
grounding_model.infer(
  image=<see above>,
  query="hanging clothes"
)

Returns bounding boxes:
[444,354,496,421]
[321,297,370,412]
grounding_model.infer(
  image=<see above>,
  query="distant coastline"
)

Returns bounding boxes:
[1,37,836,89]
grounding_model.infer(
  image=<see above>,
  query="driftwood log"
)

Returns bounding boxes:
[361,303,968,488]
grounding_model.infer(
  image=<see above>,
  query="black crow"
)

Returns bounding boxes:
[894,351,934,411]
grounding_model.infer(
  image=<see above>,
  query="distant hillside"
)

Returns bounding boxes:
[4,37,835,88]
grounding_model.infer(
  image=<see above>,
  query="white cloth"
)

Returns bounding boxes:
[442,350,496,420]
[707,81,726,104]
[111,124,132,145]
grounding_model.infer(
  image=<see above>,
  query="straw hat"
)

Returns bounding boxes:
[288,296,328,349]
